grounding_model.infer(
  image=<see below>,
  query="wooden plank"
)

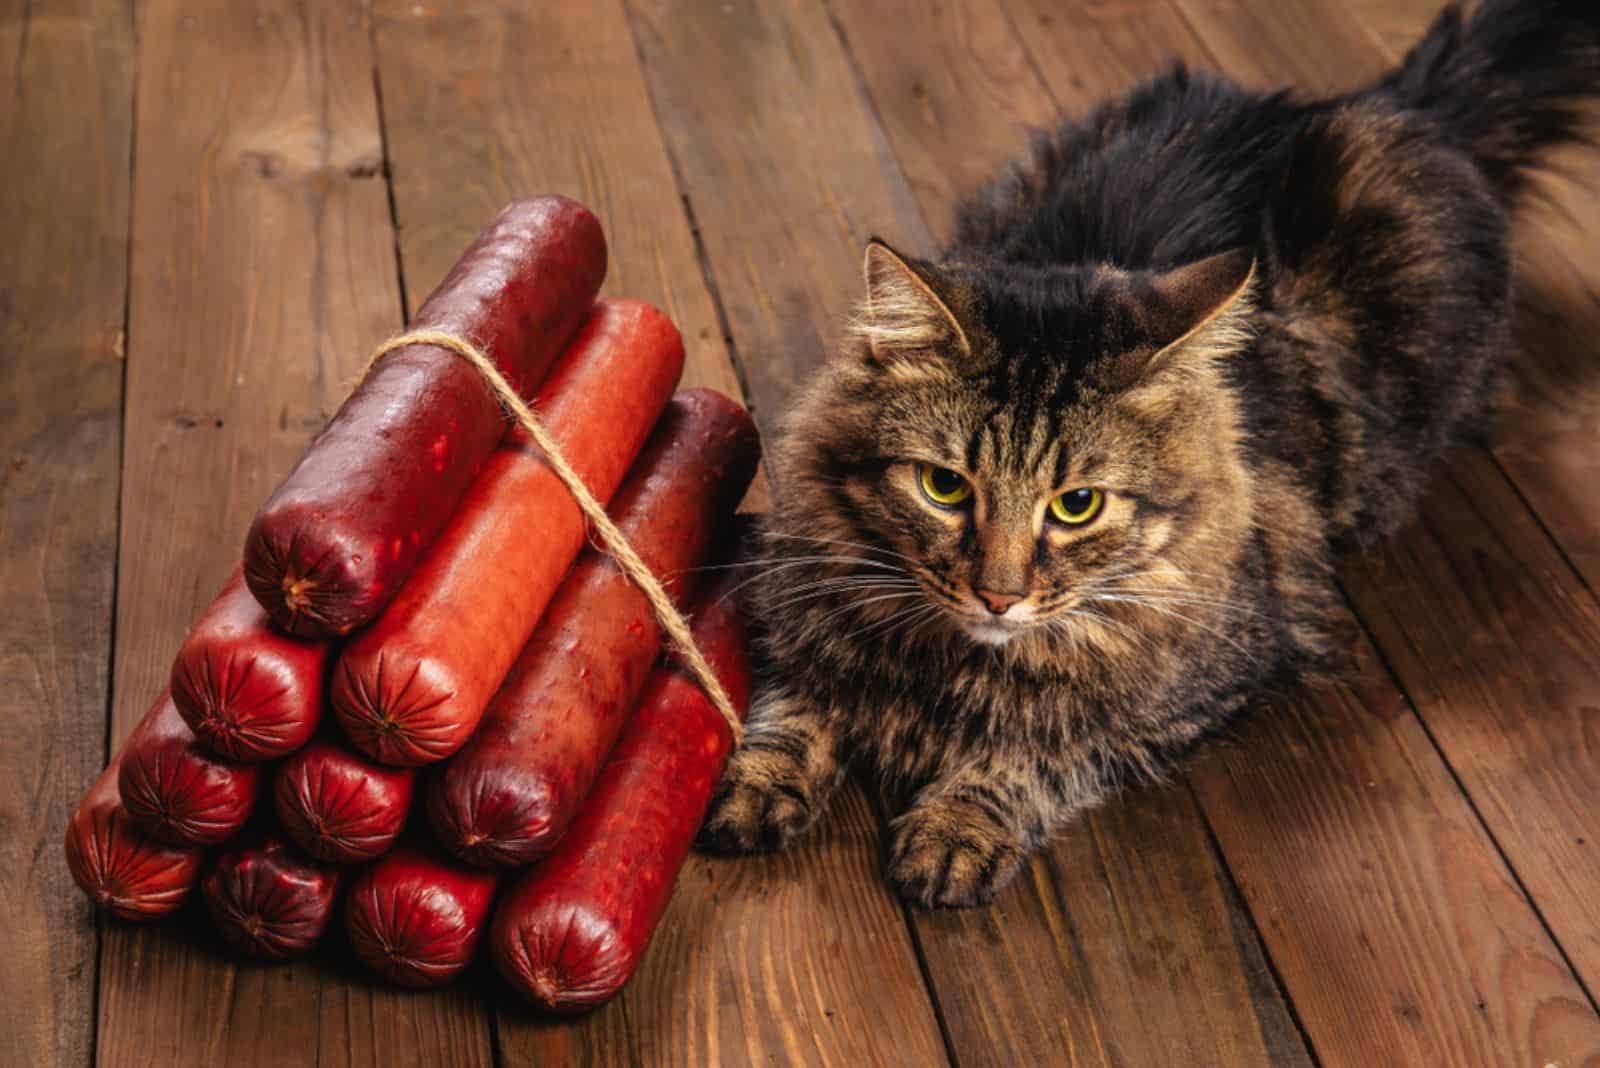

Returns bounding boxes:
[632,790,939,1064]
[373,2,944,1060]
[1190,646,1600,1066]
[1005,0,1214,106]
[825,0,1058,244]
[626,0,930,421]
[826,1,1312,1063]
[1168,0,1392,91]
[0,1,133,1066]
[96,2,493,1065]
[1342,457,1600,996]
[912,785,1310,1065]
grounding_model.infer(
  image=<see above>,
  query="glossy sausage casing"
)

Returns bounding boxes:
[491,572,752,1010]
[64,753,203,921]
[170,568,329,761]
[243,197,606,637]
[331,299,683,765]
[427,389,759,866]
[117,691,261,847]
[202,837,341,961]
[273,739,416,863]
[345,843,498,987]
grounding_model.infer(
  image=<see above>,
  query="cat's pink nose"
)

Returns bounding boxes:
[976,589,1024,615]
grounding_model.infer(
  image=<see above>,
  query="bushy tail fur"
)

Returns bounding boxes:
[1374,0,1600,200]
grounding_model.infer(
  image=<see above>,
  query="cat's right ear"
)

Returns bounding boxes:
[856,239,972,362]
[1137,249,1257,373]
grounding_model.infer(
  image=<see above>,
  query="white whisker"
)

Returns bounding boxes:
[711,554,913,604]
[693,553,906,574]
[1084,593,1259,662]
[814,590,924,630]
[762,576,922,614]
[760,530,925,568]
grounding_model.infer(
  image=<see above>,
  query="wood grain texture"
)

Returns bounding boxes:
[0,1,133,1065]
[913,786,1310,1066]
[1191,646,1600,1067]
[1007,0,1214,108]
[1342,456,1600,998]
[373,1,941,1060]
[825,0,1056,244]
[1167,0,1392,92]
[827,1,1309,1062]
[626,0,929,423]
[96,2,492,1065]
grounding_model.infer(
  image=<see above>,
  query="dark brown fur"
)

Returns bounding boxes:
[699,0,1599,907]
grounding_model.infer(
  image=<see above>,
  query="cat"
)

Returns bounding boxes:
[698,0,1600,907]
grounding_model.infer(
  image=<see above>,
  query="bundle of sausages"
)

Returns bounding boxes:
[63,196,760,1008]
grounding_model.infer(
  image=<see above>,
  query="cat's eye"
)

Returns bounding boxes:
[1049,487,1103,526]
[917,463,973,507]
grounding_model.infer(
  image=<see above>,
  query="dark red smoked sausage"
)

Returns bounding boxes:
[170,568,329,761]
[202,837,341,961]
[345,843,498,987]
[243,197,606,638]
[117,691,261,847]
[332,299,683,766]
[427,389,758,867]
[64,753,203,921]
[491,573,751,1010]
[273,739,415,864]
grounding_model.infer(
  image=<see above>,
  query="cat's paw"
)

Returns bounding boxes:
[696,747,817,855]
[887,801,1025,908]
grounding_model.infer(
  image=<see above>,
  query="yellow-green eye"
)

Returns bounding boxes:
[917,463,973,507]
[1049,487,1103,526]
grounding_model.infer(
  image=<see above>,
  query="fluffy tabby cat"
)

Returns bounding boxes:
[699,0,1600,906]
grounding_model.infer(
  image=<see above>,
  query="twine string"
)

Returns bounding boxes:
[366,329,743,745]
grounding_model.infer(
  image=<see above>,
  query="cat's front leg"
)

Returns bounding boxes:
[697,688,844,854]
[887,766,1055,909]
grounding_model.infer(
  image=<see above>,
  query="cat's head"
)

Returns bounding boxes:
[769,239,1259,651]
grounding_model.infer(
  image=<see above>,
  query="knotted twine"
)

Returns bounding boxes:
[365,329,744,745]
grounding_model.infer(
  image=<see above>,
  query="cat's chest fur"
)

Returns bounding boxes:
[768,610,1228,791]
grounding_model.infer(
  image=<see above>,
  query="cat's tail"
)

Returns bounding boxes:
[1373,0,1600,201]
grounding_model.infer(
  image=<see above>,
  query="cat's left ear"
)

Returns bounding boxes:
[1136,249,1257,374]
[857,239,972,361]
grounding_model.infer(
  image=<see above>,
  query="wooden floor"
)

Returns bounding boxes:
[6,0,1600,1064]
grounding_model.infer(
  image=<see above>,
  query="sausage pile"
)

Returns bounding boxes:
[64,196,760,1010]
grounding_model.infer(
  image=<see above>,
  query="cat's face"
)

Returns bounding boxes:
[771,241,1256,650]
[869,392,1180,647]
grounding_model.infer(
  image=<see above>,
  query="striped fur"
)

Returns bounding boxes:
[700,0,1600,907]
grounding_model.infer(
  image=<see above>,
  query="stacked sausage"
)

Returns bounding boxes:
[64,196,760,1009]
